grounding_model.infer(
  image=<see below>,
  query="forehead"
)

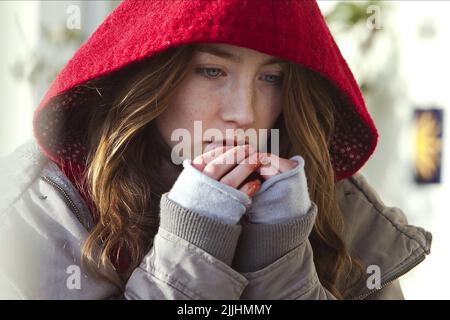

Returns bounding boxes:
[195,43,285,66]
[197,43,269,56]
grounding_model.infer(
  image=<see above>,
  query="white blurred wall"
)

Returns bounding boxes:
[0,0,118,157]
[320,0,449,299]
[366,1,449,300]
[0,1,39,157]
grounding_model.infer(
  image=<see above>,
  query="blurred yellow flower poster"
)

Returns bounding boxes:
[414,109,444,184]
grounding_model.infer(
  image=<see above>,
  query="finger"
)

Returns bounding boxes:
[219,151,261,188]
[277,157,299,173]
[203,144,255,180]
[192,144,235,171]
[203,141,224,153]
[262,153,298,173]
[256,153,280,180]
[238,179,262,197]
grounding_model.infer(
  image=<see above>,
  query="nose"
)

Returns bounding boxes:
[220,80,256,127]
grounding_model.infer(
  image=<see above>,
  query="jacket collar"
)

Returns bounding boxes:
[335,173,432,299]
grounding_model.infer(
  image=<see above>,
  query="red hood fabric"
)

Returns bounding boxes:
[33,0,378,218]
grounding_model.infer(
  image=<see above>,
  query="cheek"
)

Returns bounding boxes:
[257,92,283,127]
[166,100,215,130]
[155,86,219,145]
[170,77,220,119]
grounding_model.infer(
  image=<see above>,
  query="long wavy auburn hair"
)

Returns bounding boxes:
[73,44,363,298]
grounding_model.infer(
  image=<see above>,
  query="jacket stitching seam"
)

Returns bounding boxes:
[379,246,427,282]
[350,246,425,300]
[139,265,202,300]
[289,277,321,300]
[158,229,248,289]
[242,241,307,280]
[348,176,429,253]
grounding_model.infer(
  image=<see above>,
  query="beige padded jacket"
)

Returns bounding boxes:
[0,140,432,299]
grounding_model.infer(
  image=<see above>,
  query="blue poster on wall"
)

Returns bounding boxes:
[414,108,444,184]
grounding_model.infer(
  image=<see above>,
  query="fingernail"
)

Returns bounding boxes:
[260,156,271,166]
[246,180,262,197]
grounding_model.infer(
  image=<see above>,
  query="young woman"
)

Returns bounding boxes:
[0,0,431,299]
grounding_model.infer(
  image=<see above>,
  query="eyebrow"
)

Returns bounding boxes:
[196,45,285,66]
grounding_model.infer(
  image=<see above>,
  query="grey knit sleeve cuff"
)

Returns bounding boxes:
[159,193,243,266]
[168,159,252,224]
[247,155,311,224]
[232,202,318,273]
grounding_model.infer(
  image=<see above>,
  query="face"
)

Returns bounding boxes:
[155,43,285,161]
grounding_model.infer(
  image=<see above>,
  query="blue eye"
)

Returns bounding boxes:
[196,67,224,79]
[262,74,283,84]
[196,67,283,85]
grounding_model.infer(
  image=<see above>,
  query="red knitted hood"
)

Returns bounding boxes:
[33,0,378,189]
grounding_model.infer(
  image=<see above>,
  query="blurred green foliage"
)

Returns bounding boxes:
[324,0,385,95]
